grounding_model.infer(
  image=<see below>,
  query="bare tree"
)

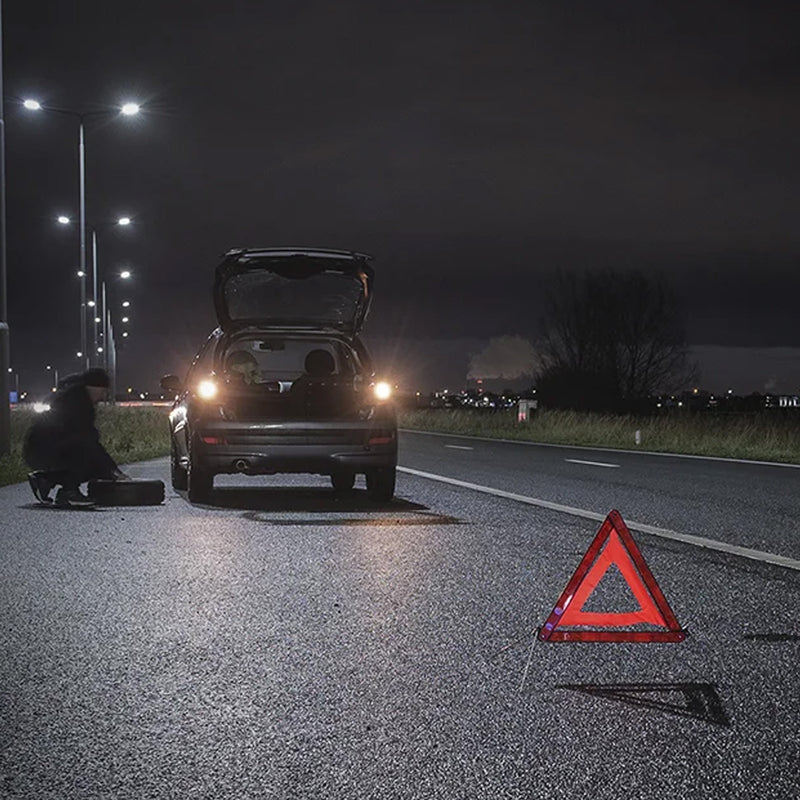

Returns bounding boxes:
[538,268,695,411]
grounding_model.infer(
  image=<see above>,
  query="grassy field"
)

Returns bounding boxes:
[1,404,798,489]
[399,408,800,464]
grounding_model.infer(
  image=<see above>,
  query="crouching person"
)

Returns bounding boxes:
[24,368,129,507]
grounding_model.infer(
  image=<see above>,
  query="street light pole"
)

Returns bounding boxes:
[22,99,141,375]
[0,0,10,456]
[79,118,88,369]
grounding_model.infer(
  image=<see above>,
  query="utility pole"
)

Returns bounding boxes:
[0,0,11,457]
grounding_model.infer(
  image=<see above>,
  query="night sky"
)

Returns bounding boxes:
[5,1,800,396]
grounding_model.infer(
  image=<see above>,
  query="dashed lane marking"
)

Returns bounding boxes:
[397,466,800,572]
[565,458,620,468]
[445,444,475,451]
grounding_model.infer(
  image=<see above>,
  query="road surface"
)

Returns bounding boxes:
[1,431,798,799]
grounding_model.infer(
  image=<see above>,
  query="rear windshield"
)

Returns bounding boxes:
[223,270,364,329]
[220,338,357,386]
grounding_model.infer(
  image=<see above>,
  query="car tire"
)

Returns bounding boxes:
[87,479,165,506]
[187,437,213,503]
[171,439,188,490]
[331,469,356,492]
[366,466,396,502]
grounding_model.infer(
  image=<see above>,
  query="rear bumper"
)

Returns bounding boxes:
[189,420,397,476]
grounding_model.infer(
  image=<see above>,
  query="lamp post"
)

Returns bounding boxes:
[100,268,132,401]
[45,363,58,392]
[22,99,141,369]
[91,217,132,364]
[0,0,10,455]
[57,214,134,369]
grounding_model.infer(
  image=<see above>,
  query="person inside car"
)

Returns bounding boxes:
[225,350,261,385]
[24,368,129,508]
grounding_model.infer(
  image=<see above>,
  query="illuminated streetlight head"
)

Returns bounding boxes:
[57,215,71,225]
[122,332,129,338]
[120,102,140,116]
[117,216,131,226]
[87,300,96,308]
[120,270,131,279]
[122,317,129,323]
[122,301,130,308]
[76,352,83,358]
[77,270,86,277]
[23,99,42,111]
[94,317,101,324]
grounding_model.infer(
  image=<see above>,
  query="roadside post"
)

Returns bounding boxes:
[517,398,537,422]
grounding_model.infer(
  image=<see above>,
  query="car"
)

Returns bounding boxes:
[160,247,398,503]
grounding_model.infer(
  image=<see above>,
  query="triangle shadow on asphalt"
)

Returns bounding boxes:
[555,682,731,727]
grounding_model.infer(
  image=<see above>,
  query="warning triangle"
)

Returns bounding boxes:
[538,510,686,642]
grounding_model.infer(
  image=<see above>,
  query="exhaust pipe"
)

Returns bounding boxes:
[233,459,249,473]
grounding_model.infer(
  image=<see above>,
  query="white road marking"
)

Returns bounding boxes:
[445,444,474,451]
[565,458,620,468]
[401,428,800,469]
[397,466,800,572]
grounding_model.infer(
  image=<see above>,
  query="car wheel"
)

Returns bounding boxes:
[331,469,356,492]
[171,439,188,490]
[187,438,213,503]
[366,466,395,502]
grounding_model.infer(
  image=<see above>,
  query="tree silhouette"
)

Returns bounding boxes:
[538,269,695,412]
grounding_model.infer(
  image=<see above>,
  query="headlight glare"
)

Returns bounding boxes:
[197,379,218,400]
[374,381,392,401]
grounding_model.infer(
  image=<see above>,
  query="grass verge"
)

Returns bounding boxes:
[398,409,800,464]
[2,405,798,489]
[0,405,171,488]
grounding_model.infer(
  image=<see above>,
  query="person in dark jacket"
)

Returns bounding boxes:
[24,368,128,507]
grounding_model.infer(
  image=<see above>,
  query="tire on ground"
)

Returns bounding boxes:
[88,479,165,506]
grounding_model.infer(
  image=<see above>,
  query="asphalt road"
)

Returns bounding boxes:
[1,432,798,799]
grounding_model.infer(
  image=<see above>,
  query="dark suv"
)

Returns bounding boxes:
[161,248,397,503]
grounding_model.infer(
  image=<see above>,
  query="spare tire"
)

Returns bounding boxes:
[87,479,165,506]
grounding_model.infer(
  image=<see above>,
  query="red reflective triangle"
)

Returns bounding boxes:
[538,510,686,642]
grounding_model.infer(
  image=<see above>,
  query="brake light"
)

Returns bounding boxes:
[201,435,227,445]
[368,431,394,446]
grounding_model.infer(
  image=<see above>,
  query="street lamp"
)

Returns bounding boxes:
[22,98,142,368]
[91,216,133,364]
[45,363,58,391]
